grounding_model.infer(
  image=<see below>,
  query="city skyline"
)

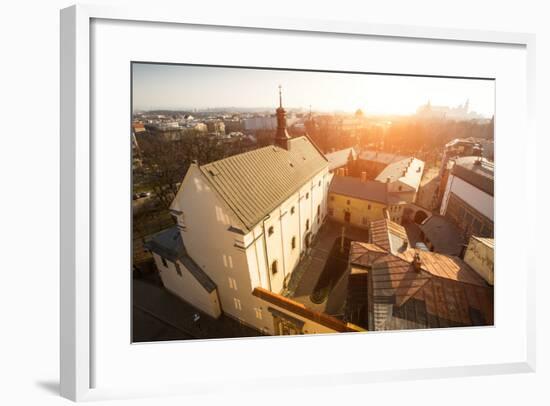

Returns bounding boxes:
[132,63,495,117]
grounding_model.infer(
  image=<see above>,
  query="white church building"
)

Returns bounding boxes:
[145,91,361,335]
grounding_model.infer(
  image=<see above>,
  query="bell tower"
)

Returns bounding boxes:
[274,85,291,150]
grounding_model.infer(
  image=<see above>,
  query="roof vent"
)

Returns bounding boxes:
[413,252,422,272]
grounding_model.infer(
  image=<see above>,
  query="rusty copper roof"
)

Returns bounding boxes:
[347,219,493,330]
[252,287,364,333]
[369,218,409,253]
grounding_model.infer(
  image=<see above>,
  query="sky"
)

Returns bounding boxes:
[132,63,495,117]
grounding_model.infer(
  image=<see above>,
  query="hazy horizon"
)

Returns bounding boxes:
[132,63,495,118]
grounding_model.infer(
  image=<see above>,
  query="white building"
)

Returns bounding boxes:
[440,156,494,238]
[146,96,362,335]
[375,157,425,203]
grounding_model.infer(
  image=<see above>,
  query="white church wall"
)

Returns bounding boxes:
[152,252,221,319]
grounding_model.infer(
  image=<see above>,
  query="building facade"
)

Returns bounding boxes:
[327,176,404,228]
[440,156,494,240]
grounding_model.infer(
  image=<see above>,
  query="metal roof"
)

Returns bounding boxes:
[329,176,389,204]
[368,219,409,253]
[471,236,494,248]
[252,287,364,333]
[452,156,494,196]
[347,219,493,330]
[200,136,328,230]
[145,227,217,293]
[358,150,407,165]
[419,214,465,256]
[375,157,425,191]
[325,147,357,171]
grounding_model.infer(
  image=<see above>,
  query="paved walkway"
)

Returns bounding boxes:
[287,219,369,315]
[133,278,262,342]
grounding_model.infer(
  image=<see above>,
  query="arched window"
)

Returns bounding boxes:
[290,206,295,215]
[291,236,296,250]
[317,205,321,216]
[306,192,309,199]
[271,260,278,275]
[305,219,310,231]
[268,226,274,236]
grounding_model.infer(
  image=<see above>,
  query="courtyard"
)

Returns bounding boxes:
[285,218,369,317]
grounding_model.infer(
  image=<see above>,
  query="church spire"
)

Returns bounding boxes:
[275,85,290,150]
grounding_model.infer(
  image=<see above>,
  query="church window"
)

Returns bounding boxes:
[271,260,278,275]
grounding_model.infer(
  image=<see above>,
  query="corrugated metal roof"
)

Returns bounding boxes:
[329,176,388,204]
[145,227,217,293]
[200,136,328,230]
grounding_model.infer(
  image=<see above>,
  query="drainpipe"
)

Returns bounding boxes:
[261,215,273,292]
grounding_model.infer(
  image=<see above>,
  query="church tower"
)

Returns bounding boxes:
[274,85,291,150]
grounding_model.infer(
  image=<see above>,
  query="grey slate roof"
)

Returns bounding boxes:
[145,227,217,293]
[200,136,328,230]
[452,156,494,196]
[329,176,389,204]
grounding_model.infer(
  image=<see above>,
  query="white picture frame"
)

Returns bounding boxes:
[60,4,536,402]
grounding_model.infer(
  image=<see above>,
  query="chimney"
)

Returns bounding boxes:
[361,171,367,182]
[413,252,422,272]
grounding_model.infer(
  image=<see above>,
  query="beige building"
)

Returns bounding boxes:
[328,176,405,228]
[463,236,494,285]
